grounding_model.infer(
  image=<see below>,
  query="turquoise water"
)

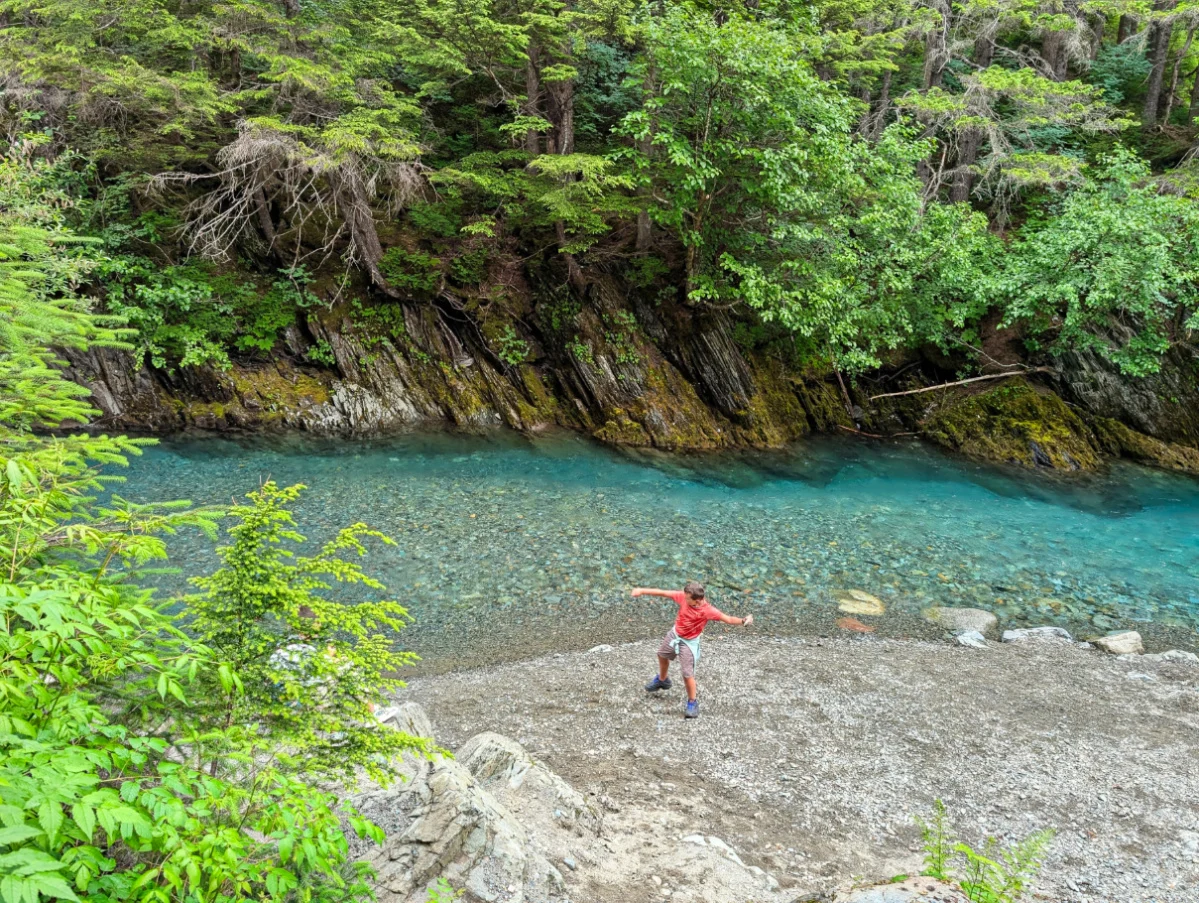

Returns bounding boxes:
[119,431,1199,669]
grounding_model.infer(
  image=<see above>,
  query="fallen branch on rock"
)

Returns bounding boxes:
[868,367,1055,401]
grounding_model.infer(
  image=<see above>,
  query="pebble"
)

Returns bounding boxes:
[588,644,615,654]
[954,630,988,649]
[1093,631,1144,655]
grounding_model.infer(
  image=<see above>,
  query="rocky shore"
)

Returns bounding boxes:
[361,633,1199,903]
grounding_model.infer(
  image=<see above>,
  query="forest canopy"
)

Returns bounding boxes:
[2,0,1198,376]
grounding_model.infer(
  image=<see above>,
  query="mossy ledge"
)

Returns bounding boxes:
[65,286,1199,475]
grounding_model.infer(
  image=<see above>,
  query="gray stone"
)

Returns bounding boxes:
[954,630,988,649]
[588,644,614,654]
[834,876,970,902]
[1002,626,1073,644]
[923,607,998,636]
[457,732,602,832]
[361,757,563,903]
[1138,649,1199,664]
[376,702,435,740]
[1094,631,1144,655]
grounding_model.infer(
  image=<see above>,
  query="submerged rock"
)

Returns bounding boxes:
[923,607,998,636]
[836,589,886,616]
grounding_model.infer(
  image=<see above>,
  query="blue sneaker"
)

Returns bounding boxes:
[645,675,673,692]
[684,698,699,719]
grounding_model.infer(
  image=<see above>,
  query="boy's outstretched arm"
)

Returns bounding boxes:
[718,612,754,627]
[631,587,676,598]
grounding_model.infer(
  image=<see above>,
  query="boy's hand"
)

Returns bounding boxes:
[743,614,754,627]
[631,588,643,597]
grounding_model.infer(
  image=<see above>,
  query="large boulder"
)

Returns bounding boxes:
[457,732,601,833]
[360,757,565,903]
[834,876,970,902]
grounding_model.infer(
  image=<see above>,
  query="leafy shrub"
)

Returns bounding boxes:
[494,325,529,365]
[449,247,490,286]
[379,247,441,294]
[0,215,429,903]
[407,202,462,239]
[307,338,337,366]
[917,800,1054,903]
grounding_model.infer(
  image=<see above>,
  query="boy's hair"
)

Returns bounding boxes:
[683,581,706,600]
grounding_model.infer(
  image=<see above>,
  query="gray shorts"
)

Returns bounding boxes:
[657,629,697,678]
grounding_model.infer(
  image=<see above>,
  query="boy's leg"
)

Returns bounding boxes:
[680,645,697,701]
[658,655,671,681]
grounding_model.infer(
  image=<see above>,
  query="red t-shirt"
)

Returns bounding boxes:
[669,591,726,640]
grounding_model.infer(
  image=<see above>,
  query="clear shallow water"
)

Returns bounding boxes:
[118,431,1199,669]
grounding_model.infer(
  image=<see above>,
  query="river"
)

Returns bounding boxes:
[118,430,1199,671]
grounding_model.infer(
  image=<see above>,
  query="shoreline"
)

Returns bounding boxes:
[400,633,1199,902]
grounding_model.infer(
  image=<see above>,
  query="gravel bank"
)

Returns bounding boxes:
[405,635,1199,902]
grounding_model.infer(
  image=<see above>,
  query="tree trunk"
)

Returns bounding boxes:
[332,165,399,298]
[1162,25,1197,125]
[950,37,994,202]
[1042,30,1066,80]
[923,6,951,89]
[870,70,892,139]
[545,78,575,155]
[1191,62,1199,121]
[1143,8,1176,125]
[525,49,542,155]
[1117,15,1135,43]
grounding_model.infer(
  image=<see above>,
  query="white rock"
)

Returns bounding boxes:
[681,834,707,846]
[1093,631,1144,655]
[1002,626,1073,644]
[954,630,988,649]
[923,607,998,636]
[588,643,614,654]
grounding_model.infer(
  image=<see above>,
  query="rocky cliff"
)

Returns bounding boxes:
[63,274,1199,475]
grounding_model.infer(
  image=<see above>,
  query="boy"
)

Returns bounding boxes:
[631,581,753,719]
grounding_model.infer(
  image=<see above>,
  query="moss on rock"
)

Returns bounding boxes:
[923,380,1102,471]
[1092,417,1199,475]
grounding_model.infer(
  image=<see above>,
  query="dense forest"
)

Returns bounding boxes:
[4,0,1199,462]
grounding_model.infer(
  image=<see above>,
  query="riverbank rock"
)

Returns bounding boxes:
[922,607,998,636]
[457,732,601,833]
[835,876,970,902]
[1002,626,1073,644]
[954,630,988,649]
[1130,649,1199,664]
[922,380,1102,471]
[1093,631,1144,655]
[363,756,564,903]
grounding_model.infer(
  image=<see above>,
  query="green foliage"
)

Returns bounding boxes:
[99,262,319,370]
[307,339,338,368]
[448,248,491,286]
[917,801,1054,903]
[603,310,640,366]
[997,150,1199,376]
[378,248,442,295]
[493,325,530,366]
[183,481,433,785]
[1088,41,1153,106]
[0,212,428,903]
[424,877,462,903]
